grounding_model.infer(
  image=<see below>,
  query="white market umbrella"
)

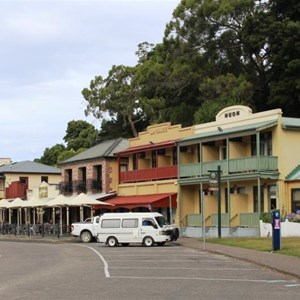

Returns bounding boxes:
[69,193,114,221]
[46,194,70,235]
[0,199,11,223]
[6,198,24,225]
[22,196,48,224]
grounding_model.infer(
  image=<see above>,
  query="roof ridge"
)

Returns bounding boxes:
[103,137,123,156]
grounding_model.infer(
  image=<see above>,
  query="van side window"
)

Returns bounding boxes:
[142,219,155,227]
[122,218,138,228]
[101,219,120,228]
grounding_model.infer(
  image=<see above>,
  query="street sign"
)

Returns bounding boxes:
[208,187,219,191]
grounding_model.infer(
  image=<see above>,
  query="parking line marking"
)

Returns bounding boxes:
[74,244,110,278]
[109,275,296,284]
[109,266,259,271]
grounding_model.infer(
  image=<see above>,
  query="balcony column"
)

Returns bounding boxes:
[256,132,261,170]
[199,142,202,176]
[226,180,230,228]
[226,138,229,173]
[257,177,261,213]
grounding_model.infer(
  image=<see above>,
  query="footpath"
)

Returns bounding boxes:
[177,237,300,280]
[1,235,299,279]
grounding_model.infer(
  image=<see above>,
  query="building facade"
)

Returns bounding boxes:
[0,160,61,200]
[59,138,128,196]
[103,123,194,223]
[177,105,300,234]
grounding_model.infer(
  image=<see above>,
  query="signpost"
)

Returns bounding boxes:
[209,166,222,238]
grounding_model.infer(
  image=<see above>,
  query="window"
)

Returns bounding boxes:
[251,132,272,156]
[142,218,156,227]
[122,218,138,228]
[19,177,28,185]
[151,150,157,168]
[41,176,48,183]
[120,164,128,172]
[172,147,177,165]
[237,187,245,194]
[133,153,137,170]
[101,219,120,228]
[292,189,300,213]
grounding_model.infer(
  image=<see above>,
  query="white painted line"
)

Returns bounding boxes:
[109,275,295,284]
[106,259,233,263]
[74,244,110,278]
[110,266,259,271]
[285,284,300,287]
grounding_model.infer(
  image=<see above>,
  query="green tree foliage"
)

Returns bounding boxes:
[82,65,144,137]
[194,74,253,123]
[35,120,99,166]
[34,144,65,167]
[64,120,98,151]
[266,0,300,115]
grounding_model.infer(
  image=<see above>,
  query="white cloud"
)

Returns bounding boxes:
[0,0,180,162]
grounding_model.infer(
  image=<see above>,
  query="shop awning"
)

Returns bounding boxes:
[115,141,176,156]
[178,120,278,146]
[94,193,177,210]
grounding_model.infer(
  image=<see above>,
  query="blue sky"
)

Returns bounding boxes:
[0,0,180,162]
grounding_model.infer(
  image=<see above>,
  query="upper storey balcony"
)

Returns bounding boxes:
[179,156,278,179]
[178,120,279,182]
[117,141,178,184]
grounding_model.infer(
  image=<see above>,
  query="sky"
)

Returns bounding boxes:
[0,0,180,162]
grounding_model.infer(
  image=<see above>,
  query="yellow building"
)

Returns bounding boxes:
[177,105,300,235]
[104,123,194,223]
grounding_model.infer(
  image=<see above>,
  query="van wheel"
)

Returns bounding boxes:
[107,236,118,247]
[143,236,154,247]
[80,231,92,243]
[157,242,165,246]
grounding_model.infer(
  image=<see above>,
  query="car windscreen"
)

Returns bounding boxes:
[155,216,169,228]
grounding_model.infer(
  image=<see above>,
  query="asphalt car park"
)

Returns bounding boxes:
[0,240,299,299]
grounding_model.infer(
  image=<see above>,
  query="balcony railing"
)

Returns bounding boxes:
[120,165,178,183]
[60,179,102,195]
[179,156,278,178]
[5,182,28,199]
[185,213,260,227]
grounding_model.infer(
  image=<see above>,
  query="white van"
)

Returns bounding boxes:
[96,212,179,247]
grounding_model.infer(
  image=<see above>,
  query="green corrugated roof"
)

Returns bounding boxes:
[282,117,300,130]
[60,138,128,164]
[286,165,300,180]
[178,120,278,144]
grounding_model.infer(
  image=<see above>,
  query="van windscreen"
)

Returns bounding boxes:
[155,216,169,228]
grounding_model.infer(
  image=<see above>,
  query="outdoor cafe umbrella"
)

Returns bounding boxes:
[6,197,25,225]
[69,193,114,221]
[0,199,11,223]
[22,196,48,224]
[46,194,70,235]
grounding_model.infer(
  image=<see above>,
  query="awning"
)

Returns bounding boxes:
[178,120,278,145]
[115,141,176,156]
[94,193,177,210]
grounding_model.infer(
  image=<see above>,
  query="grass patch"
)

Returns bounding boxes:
[205,237,300,258]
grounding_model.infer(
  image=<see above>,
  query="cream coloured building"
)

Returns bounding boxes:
[177,105,300,235]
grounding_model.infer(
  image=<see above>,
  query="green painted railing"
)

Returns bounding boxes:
[211,213,229,227]
[186,214,202,226]
[185,213,260,227]
[239,213,260,227]
[179,156,278,177]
